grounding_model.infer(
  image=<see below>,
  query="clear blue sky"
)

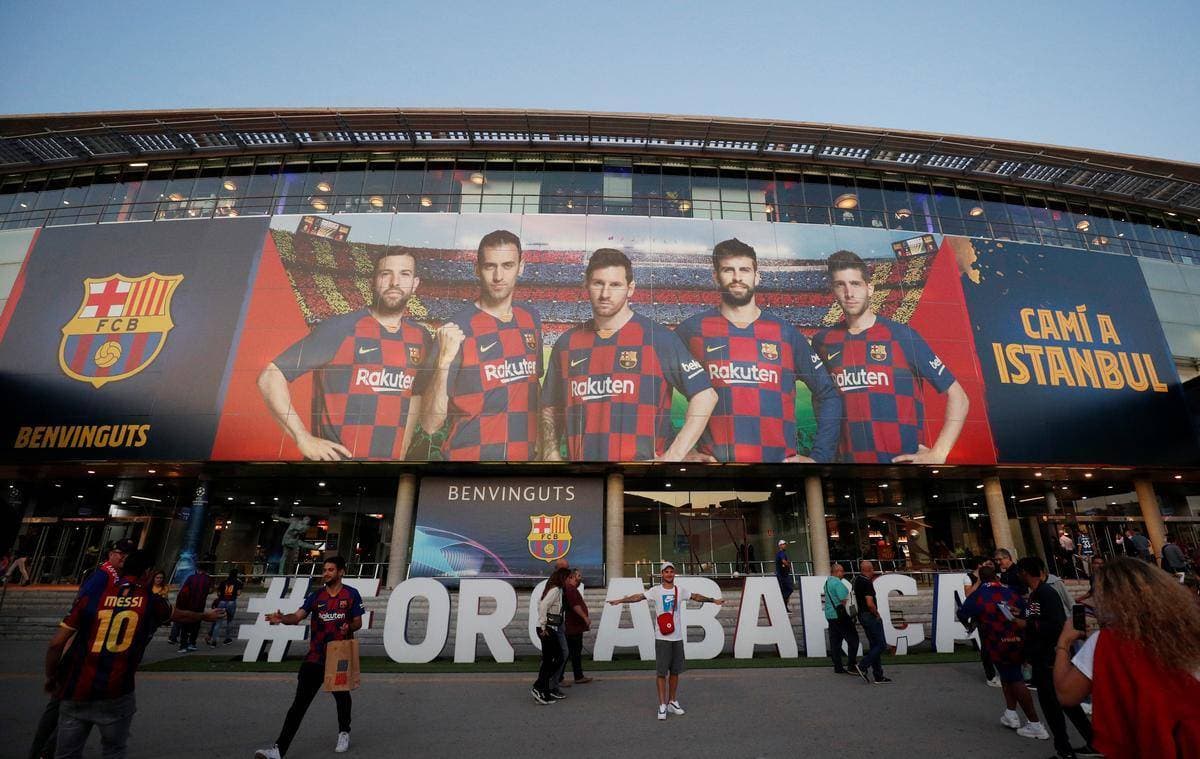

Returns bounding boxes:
[1,0,1197,163]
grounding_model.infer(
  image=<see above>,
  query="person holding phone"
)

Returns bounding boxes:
[1017,557,1096,758]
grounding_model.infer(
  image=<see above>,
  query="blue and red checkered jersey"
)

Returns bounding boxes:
[958,582,1026,665]
[274,309,433,460]
[301,584,365,664]
[541,312,711,461]
[56,577,171,701]
[442,302,543,461]
[675,309,843,462]
[811,315,955,463]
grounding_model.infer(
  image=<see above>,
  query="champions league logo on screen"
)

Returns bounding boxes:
[58,273,183,388]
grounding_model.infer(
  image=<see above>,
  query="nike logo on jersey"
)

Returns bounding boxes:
[357,346,379,355]
[570,357,589,367]
[480,341,498,353]
[824,350,841,361]
[705,344,725,353]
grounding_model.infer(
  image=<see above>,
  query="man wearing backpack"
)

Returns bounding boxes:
[823,562,859,675]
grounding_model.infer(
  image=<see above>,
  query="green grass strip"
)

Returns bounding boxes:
[143,649,981,674]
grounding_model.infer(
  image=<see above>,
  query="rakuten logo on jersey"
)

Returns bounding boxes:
[355,367,415,393]
[707,362,780,386]
[317,610,347,623]
[570,376,635,401]
[833,367,890,391]
[483,358,538,384]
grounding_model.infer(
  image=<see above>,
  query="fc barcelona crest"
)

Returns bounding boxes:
[618,349,639,370]
[523,330,538,352]
[760,342,779,361]
[528,514,572,562]
[408,345,424,365]
[59,273,183,388]
[869,343,889,362]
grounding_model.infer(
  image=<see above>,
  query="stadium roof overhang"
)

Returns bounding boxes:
[2,107,1199,214]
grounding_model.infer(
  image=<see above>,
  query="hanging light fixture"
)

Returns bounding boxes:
[834,193,858,210]
[368,195,385,208]
[419,196,433,208]
[894,208,911,220]
[316,180,332,193]
[1075,219,1091,231]
[310,197,328,211]
[968,206,985,217]
[222,180,238,192]
[469,171,486,185]
[678,200,692,212]
[167,192,185,202]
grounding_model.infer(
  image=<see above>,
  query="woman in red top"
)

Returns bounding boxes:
[1054,557,1200,759]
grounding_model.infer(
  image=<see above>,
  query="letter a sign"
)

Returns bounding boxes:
[527,514,572,563]
[59,273,183,388]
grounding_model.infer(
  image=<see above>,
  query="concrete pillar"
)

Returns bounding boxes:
[385,474,417,588]
[1134,478,1167,561]
[804,476,829,575]
[984,476,1015,556]
[605,472,624,581]
[1043,492,1058,514]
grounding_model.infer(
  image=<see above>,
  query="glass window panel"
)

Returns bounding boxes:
[931,184,964,235]
[573,161,603,214]
[690,166,720,220]
[854,177,886,229]
[880,179,913,231]
[747,169,773,221]
[955,185,988,237]
[511,159,542,214]
[479,159,516,214]
[906,178,937,234]
[829,174,858,226]
[78,167,121,224]
[978,190,1012,239]
[422,160,460,213]
[600,158,632,216]
[453,160,485,213]
[128,166,171,221]
[240,157,283,216]
[660,164,691,218]
[277,156,313,215]
[392,158,425,212]
[769,171,803,223]
[804,172,832,225]
[332,157,367,213]
[631,162,661,216]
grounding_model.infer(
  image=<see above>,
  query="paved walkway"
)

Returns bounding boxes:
[0,641,1086,759]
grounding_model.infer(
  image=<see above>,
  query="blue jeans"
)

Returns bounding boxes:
[209,600,237,640]
[553,624,569,686]
[858,612,886,680]
[54,692,136,759]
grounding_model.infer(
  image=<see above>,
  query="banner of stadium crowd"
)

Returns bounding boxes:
[0,212,1195,466]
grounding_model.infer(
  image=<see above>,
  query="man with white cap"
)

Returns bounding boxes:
[608,562,724,720]
[775,539,794,610]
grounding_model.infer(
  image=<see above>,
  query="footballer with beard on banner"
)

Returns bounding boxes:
[675,238,843,463]
[258,250,433,461]
[540,248,717,462]
[811,250,968,464]
[421,230,543,460]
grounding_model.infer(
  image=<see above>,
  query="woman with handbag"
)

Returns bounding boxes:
[532,567,571,705]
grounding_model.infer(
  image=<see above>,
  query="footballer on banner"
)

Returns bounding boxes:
[675,238,843,463]
[811,250,968,464]
[257,250,432,461]
[541,248,717,462]
[421,230,543,461]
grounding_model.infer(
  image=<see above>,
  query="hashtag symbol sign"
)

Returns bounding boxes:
[238,577,310,663]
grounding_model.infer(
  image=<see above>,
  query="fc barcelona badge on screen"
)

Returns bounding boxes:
[760,342,779,361]
[869,343,889,363]
[527,514,572,562]
[58,273,184,388]
[618,349,639,370]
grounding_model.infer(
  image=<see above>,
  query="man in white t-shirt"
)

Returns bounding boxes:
[608,562,725,720]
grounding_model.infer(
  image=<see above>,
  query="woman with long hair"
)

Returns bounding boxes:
[1054,557,1200,758]
[531,567,570,705]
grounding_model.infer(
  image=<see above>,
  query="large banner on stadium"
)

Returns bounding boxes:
[411,476,604,585]
[0,214,1194,466]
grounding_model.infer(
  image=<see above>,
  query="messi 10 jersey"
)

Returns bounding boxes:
[542,312,711,461]
[56,577,171,701]
[443,303,543,461]
[675,309,843,462]
[274,309,432,460]
[811,315,955,463]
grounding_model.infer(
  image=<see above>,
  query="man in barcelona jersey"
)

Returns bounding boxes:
[43,550,222,759]
[258,250,433,461]
[541,248,717,462]
[811,250,969,464]
[421,230,542,460]
[675,238,843,463]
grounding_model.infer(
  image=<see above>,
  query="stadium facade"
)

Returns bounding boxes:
[0,108,1197,588]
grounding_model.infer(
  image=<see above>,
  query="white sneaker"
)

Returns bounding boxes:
[1000,710,1021,729]
[986,676,1001,688]
[667,701,685,716]
[1016,722,1050,740]
[657,704,667,720]
[335,732,350,753]
[254,747,281,759]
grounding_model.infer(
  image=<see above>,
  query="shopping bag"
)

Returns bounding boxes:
[322,639,361,692]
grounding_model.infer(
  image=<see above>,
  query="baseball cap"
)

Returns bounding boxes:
[112,538,137,554]
[661,561,675,571]
[778,539,787,546]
